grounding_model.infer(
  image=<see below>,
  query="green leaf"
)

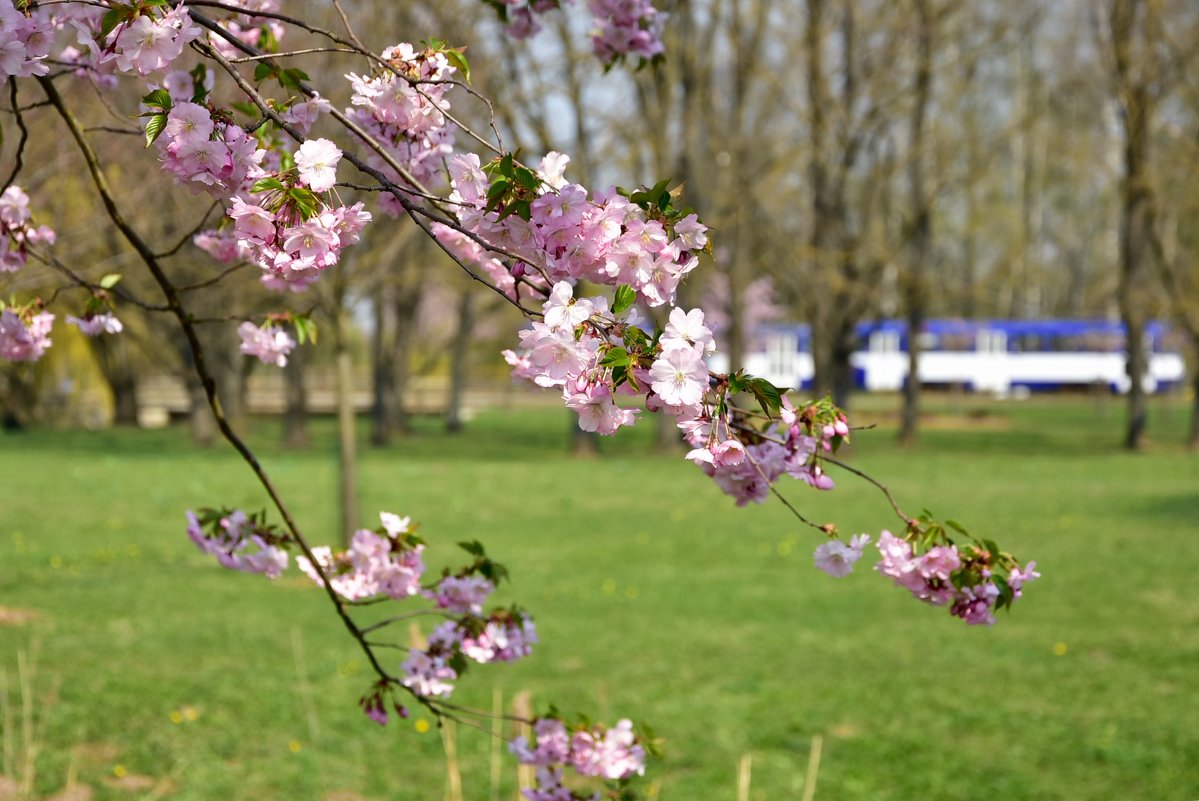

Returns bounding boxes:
[288,187,320,219]
[983,538,1002,562]
[253,62,276,84]
[189,64,210,103]
[612,284,636,316]
[622,326,648,350]
[250,177,287,194]
[279,68,310,92]
[600,347,631,369]
[458,540,486,558]
[141,89,173,111]
[143,113,168,148]
[611,364,628,388]
[744,377,783,417]
[292,315,317,346]
[513,166,540,191]
[98,274,122,290]
[99,6,130,40]
[445,49,471,83]
[486,178,510,201]
[945,519,970,537]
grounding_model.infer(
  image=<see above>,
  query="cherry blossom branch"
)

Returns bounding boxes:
[174,261,248,293]
[329,0,372,71]
[36,73,405,697]
[227,47,359,63]
[25,245,172,313]
[359,610,456,635]
[2,79,29,193]
[154,202,222,259]
[822,455,914,525]
[190,28,545,316]
[743,447,830,534]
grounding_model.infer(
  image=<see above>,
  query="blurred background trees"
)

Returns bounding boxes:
[5,0,1199,450]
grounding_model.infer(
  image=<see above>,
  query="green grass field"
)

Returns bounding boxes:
[1,395,1197,800]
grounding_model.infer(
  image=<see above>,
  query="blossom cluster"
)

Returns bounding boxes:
[108,5,201,75]
[194,133,371,293]
[295,512,425,601]
[692,396,848,506]
[875,530,1039,626]
[156,101,264,198]
[204,0,286,59]
[487,0,665,67]
[238,321,295,367]
[586,0,666,64]
[511,717,647,800]
[186,508,289,577]
[1,186,56,273]
[0,1,53,78]
[449,152,707,308]
[3,3,205,85]
[66,311,122,337]
[0,305,53,362]
[345,43,457,213]
[186,507,539,708]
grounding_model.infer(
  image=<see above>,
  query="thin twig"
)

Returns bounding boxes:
[155,202,222,259]
[191,29,543,316]
[175,261,248,292]
[228,47,357,63]
[2,78,29,193]
[742,448,828,533]
[26,244,172,313]
[38,73,399,691]
[822,455,912,523]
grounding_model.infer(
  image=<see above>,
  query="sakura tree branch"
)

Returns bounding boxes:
[36,72,402,694]
[227,47,359,63]
[2,78,29,193]
[822,455,913,525]
[190,28,545,316]
[742,447,829,534]
[154,201,222,259]
[175,261,249,293]
[26,244,173,313]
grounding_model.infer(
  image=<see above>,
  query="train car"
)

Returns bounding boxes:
[714,319,1186,395]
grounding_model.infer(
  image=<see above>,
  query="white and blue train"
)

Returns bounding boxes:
[722,320,1187,395]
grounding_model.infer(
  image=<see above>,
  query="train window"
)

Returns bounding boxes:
[938,333,975,352]
[1012,334,1042,352]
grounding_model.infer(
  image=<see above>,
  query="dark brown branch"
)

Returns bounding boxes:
[2,78,29,193]
[37,73,398,691]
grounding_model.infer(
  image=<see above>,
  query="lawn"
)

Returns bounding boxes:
[1,395,1196,800]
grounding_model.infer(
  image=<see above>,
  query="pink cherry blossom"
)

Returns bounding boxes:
[295,138,342,192]
[648,346,708,407]
[238,321,296,367]
[0,309,53,362]
[813,533,871,577]
[66,312,123,336]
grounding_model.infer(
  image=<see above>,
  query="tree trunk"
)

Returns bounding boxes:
[189,380,215,447]
[900,0,933,446]
[88,334,139,425]
[1189,346,1199,450]
[333,311,359,543]
[446,287,474,433]
[371,285,398,445]
[283,343,309,449]
[1111,0,1153,450]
